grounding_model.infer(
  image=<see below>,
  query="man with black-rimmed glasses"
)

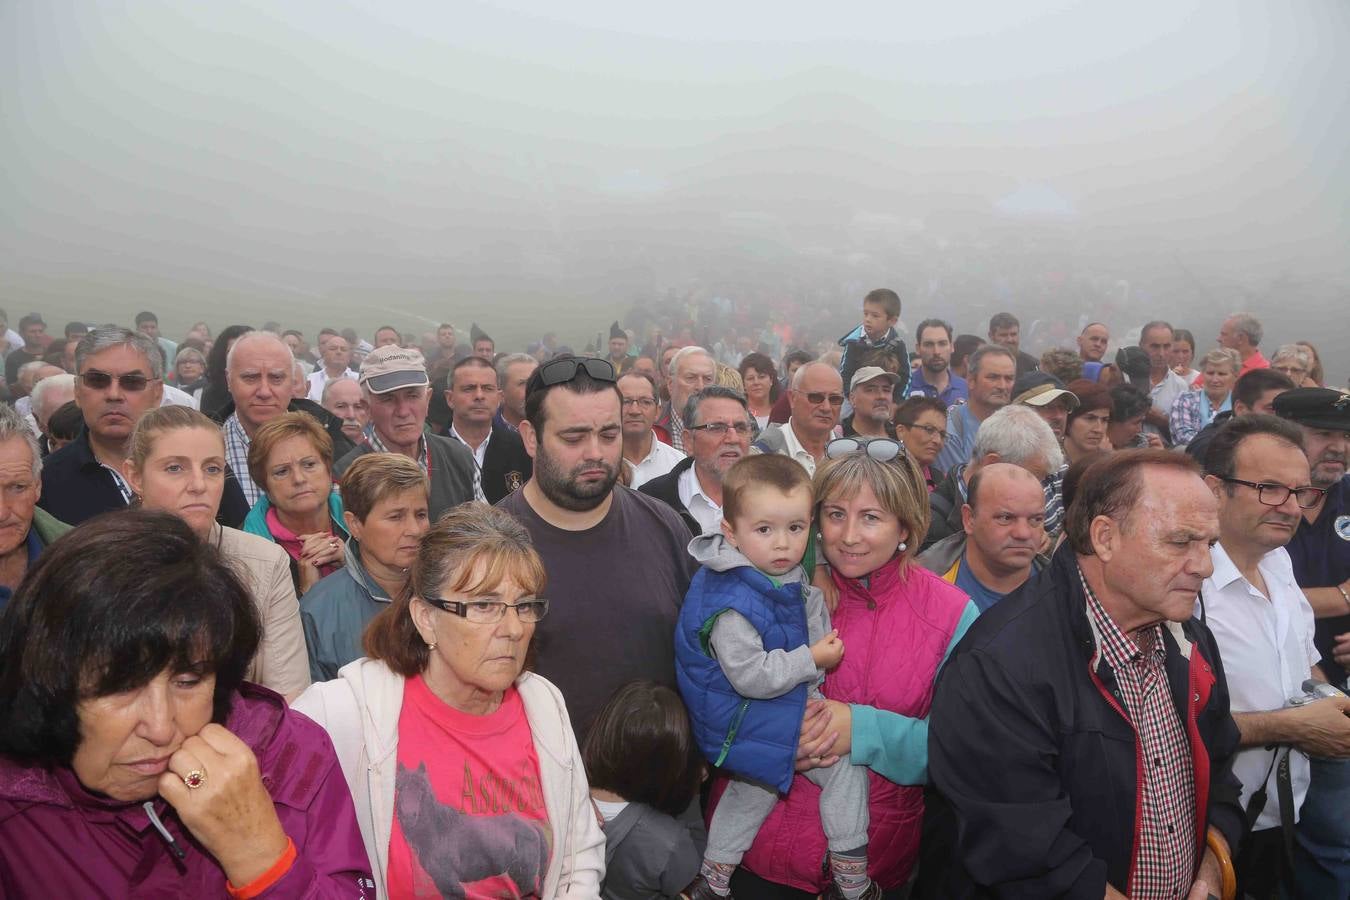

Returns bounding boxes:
[497,355,695,738]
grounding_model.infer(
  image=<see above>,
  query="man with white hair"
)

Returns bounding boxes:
[12,362,63,436]
[922,403,1064,551]
[1219,312,1270,376]
[210,331,355,505]
[28,373,76,454]
[654,346,715,452]
[0,404,69,609]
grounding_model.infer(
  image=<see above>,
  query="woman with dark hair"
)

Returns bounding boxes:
[198,323,255,419]
[1063,379,1114,464]
[293,503,604,898]
[0,510,372,898]
[738,352,779,430]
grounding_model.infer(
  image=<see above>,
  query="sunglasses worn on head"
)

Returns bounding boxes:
[528,357,616,394]
[80,371,157,392]
[825,437,906,462]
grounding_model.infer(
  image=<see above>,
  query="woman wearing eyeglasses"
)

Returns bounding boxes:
[300,453,430,682]
[293,504,604,899]
[719,438,977,897]
[893,396,948,492]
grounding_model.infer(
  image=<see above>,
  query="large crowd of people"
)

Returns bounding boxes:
[0,292,1345,900]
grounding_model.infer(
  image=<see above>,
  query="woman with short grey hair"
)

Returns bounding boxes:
[1169,346,1240,447]
[1270,343,1314,387]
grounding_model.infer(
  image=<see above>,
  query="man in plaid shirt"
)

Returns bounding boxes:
[927,450,1246,899]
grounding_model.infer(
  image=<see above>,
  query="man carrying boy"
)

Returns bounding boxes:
[838,289,909,406]
[676,454,877,900]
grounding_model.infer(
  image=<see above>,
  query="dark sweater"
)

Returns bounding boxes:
[333,432,476,521]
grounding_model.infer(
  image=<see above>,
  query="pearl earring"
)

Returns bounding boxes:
[427,641,437,651]
[898,541,907,552]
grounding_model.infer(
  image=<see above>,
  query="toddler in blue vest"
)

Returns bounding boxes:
[675,454,874,900]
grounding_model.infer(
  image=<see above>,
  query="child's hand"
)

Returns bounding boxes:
[810,630,844,669]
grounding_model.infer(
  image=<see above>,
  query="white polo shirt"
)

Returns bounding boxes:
[677,463,723,536]
[1198,542,1320,831]
[625,432,685,488]
[778,418,822,477]
[306,367,358,403]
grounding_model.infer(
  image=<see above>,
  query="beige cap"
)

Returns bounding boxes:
[849,366,901,393]
[1014,382,1080,409]
[359,345,429,394]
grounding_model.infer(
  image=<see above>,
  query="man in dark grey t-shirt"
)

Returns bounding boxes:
[497,356,694,737]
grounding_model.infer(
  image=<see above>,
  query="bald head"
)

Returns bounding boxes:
[226,331,296,434]
[968,462,1046,511]
[963,462,1048,582]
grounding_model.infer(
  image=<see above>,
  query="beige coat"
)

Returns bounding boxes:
[211,524,311,700]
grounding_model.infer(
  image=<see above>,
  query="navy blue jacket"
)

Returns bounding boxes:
[923,544,1245,898]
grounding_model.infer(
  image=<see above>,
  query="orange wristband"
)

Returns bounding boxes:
[226,837,297,900]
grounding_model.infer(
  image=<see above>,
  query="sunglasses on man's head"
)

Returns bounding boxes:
[527,356,616,395]
[79,371,157,392]
[825,437,907,463]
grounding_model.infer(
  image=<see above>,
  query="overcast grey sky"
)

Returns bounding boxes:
[2,1,1347,368]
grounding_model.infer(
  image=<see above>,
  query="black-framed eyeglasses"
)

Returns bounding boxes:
[688,421,752,437]
[798,391,845,407]
[80,370,158,392]
[527,356,616,396]
[1218,477,1326,510]
[898,422,947,443]
[825,437,906,462]
[424,596,550,624]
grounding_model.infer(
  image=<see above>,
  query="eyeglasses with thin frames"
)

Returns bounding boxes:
[424,596,550,624]
[1217,477,1326,510]
[79,371,158,392]
[620,397,658,410]
[899,422,947,443]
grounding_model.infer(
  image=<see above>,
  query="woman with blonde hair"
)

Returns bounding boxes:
[293,503,604,898]
[712,439,977,896]
[122,405,310,699]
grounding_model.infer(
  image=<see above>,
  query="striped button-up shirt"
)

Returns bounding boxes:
[224,414,260,506]
[1081,568,1196,899]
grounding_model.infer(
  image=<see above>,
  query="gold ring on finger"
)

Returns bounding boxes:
[183,769,207,790]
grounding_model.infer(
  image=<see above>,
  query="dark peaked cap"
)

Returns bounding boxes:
[470,322,491,344]
[1274,387,1350,431]
[609,321,626,340]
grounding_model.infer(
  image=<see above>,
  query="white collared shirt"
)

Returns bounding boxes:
[449,423,492,470]
[779,417,822,477]
[1198,542,1319,831]
[676,463,723,535]
[306,367,358,403]
[625,432,686,488]
[1149,369,1190,417]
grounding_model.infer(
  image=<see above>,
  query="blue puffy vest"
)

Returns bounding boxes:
[674,564,810,794]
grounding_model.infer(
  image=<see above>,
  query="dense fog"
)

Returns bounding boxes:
[3,1,1347,380]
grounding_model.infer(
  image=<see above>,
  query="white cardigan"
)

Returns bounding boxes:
[293,658,604,899]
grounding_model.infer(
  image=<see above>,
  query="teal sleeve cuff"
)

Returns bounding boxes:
[847,599,980,785]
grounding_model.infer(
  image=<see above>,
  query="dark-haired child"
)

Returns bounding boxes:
[583,680,707,900]
[675,455,874,900]
[838,288,909,405]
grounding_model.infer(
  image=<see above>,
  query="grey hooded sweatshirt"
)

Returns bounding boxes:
[689,532,832,700]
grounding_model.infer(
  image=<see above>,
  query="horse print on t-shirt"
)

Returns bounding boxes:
[395,761,552,897]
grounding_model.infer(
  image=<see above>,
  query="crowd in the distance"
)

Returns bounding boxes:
[0,293,1345,900]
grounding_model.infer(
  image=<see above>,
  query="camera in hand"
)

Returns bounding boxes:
[1287,679,1347,707]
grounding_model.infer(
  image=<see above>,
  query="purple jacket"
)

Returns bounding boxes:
[0,683,374,899]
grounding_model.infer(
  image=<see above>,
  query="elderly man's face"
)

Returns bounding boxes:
[671,353,716,416]
[75,345,164,445]
[1095,466,1218,627]
[1032,396,1074,440]
[1300,424,1349,489]
[790,364,845,438]
[34,381,76,435]
[686,397,751,483]
[1078,325,1109,362]
[1140,326,1173,371]
[501,360,537,423]
[366,386,431,450]
[969,354,1016,410]
[0,437,40,556]
[323,378,368,444]
[1217,317,1241,351]
[849,377,894,427]
[71,669,216,802]
[227,338,294,433]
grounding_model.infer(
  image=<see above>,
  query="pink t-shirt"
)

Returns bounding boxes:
[387,676,552,899]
